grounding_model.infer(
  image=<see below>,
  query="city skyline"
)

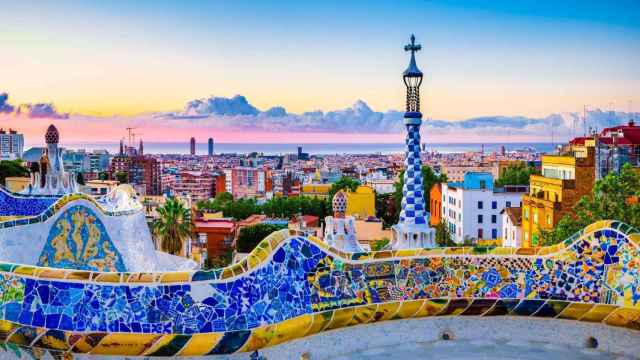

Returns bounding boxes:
[1,1,639,143]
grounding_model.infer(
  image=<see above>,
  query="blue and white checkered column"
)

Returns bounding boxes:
[399,121,428,226]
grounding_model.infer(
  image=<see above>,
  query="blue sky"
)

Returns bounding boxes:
[0,0,638,142]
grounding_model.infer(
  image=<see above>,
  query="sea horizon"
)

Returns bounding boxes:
[27,141,559,155]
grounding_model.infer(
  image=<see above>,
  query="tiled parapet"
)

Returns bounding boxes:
[0,220,638,358]
[0,188,59,218]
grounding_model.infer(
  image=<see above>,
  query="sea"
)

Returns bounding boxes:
[54,142,557,155]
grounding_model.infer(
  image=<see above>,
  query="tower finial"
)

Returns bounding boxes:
[403,34,423,115]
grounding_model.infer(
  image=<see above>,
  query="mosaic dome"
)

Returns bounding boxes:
[333,190,347,216]
[45,124,59,144]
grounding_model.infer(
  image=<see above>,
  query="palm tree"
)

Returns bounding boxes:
[153,197,192,256]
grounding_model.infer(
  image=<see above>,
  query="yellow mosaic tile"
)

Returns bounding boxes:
[0,320,18,341]
[37,268,67,280]
[372,250,393,260]
[240,324,277,352]
[64,271,92,281]
[580,304,618,322]
[557,303,594,320]
[141,335,178,356]
[126,273,157,283]
[371,302,401,322]
[324,307,355,331]
[414,299,450,317]
[90,334,161,356]
[13,266,37,277]
[177,333,223,356]
[443,247,465,255]
[629,233,640,247]
[92,273,121,283]
[393,299,424,319]
[304,312,333,336]
[603,307,640,330]
[347,305,378,326]
[159,272,191,283]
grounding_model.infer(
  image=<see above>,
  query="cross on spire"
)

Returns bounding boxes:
[404,34,421,56]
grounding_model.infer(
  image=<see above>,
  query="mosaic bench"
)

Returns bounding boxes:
[0,220,637,359]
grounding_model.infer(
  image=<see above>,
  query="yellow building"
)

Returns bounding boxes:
[346,185,375,219]
[521,151,594,247]
[4,177,30,193]
[301,184,331,199]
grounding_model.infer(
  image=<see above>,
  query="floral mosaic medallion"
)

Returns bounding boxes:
[37,205,125,272]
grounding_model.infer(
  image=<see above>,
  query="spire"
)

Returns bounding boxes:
[139,139,144,155]
[402,35,424,116]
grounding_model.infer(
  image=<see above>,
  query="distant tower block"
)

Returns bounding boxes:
[208,138,214,156]
[139,139,144,155]
[323,190,364,252]
[190,137,196,155]
[391,35,436,249]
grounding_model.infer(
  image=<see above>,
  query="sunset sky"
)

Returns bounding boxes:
[0,1,638,144]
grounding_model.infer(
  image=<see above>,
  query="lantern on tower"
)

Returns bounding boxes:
[403,34,423,117]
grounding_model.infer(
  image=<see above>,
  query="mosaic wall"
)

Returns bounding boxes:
[0,189,57,218]
[37,205,126,272]
[0,191,139,231]
[0,220,637,358]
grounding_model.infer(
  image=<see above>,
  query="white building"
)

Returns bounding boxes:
[501,207,522,247]
[441,172,526,244]
[0,128,24,160]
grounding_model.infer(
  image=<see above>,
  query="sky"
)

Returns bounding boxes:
[0,0,639,144]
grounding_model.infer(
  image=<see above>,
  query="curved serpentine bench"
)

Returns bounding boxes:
[0,220,637,358]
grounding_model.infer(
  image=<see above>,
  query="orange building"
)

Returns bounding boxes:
[429,183,442,226]
[193,218,236,259]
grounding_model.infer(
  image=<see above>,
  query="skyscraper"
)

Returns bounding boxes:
[0,128,24,160]
[390,35,436,249]
[208,138,214,156]
[190,137,196,155]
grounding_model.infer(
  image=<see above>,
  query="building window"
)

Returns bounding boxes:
[492,201,497,209]
[492,228,497,239]
[491,214,497,223]
[524,208,529,220]
[506,201,511,208]
[478,214,483,224]
[546,214,552,225]
[478,228,483,239]
[480,180,486,189]
[533,212,538,225]
[477,201,483,209]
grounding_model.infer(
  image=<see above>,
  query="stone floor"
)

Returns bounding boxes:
[331,338,631,360]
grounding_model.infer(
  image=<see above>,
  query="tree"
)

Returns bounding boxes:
[435,219,456,247]
[76,172,85,185]
[375,192,397,228]
[392,166,447,224]
[495,163,539,187]
[98,171,109,181]
[328,176,360,202]
[153,197,192,255]
[236,223,287,253]
[115,171,128,184]
[0,160,29,185]
[539,164,640,246]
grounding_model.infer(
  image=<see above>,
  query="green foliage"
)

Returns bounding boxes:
[198,193,260,220]
[370,238,390,251]
[153,197,192,255]
[495,163,539,187]
[98,171,109,181]
[435,219,456,247]
[115,171,128,184]
[539,164,640,246]
[375,193,397,229]
[392,166,447,224]
[76,172,85,185]
[236,223,287,253]
[262,196,327,220]
[328,176,360,201]
[198,193,327,222]
[0,160,29,185]
[203,250,233,269]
